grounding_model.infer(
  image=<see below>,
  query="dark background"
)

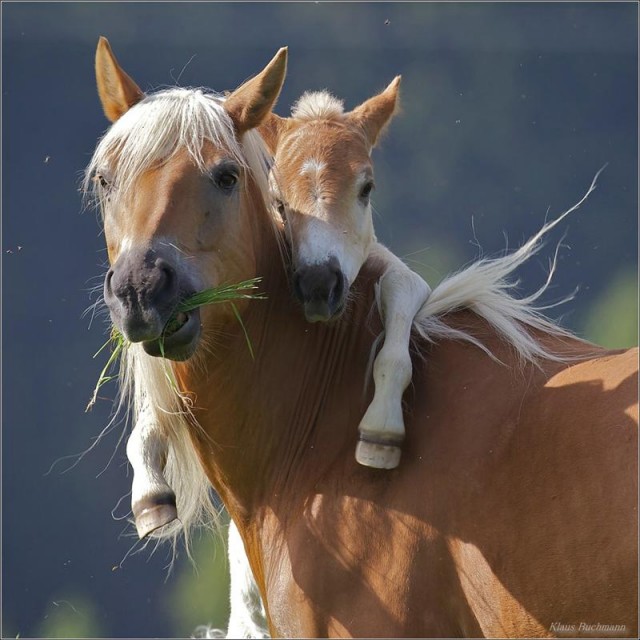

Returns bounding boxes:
[2,2,637,638]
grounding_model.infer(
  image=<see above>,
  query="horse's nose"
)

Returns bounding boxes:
[104,249,180,342]
[292,259,346,322]
[105,256,177,308]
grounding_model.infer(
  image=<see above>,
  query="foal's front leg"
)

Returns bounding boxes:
[126,402,178,538]
[356,245,431,469]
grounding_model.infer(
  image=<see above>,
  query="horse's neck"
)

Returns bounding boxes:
[176,217,597,524]
[177,226,387,521]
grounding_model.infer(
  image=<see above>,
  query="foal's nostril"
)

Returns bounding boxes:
[329,269,345,308]
[292,270,305,303]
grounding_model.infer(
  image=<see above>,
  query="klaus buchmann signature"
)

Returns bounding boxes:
[549,622,628,636]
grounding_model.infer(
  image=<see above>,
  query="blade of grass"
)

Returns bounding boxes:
[231,302,255,360]
[86,329,125,411]
[176,277,266,313]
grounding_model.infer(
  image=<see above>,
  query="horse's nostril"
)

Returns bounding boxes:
[153,258,177,297]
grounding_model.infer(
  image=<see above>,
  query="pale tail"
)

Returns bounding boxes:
[410,168,605,365]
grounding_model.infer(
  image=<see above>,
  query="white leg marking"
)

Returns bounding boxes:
[126,402,178,538]
[356,244,431,469]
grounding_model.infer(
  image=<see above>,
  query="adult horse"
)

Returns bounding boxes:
[87,41,638,637]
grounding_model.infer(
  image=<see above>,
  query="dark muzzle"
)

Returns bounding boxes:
[104,244,200,360]
[292,257,346,322]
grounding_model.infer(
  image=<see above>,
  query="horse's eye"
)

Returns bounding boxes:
[359,181,374,201]
[215,171,238,192]
[275,199,286,216]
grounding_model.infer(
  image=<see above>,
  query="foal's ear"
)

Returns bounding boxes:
[259,113,288,153]
[95,36,144,123]
[348,76,401,149]
[225,48,288,136]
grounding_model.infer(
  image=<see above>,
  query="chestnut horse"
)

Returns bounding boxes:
[86,43,637,637]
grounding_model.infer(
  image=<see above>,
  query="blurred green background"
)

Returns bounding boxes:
[3,2,636,638]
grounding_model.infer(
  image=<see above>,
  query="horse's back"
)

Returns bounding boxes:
[543,345,638,424]
[405,339,638,637]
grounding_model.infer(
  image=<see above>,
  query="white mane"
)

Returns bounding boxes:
[290,90,345,121]
[84,87,270,208]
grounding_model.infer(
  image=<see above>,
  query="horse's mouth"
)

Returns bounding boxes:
[142,308,201,361]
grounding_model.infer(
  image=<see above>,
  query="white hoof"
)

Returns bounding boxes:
[355,439,402,469]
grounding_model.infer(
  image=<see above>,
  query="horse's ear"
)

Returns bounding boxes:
[259,113,288,153]
[348,76,401,149]
[225,48,288,136]
[95,36,144,123]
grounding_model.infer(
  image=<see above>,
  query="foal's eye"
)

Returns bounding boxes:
[359,181,375,201]
[214,170,238,192]
[275,199,286,216]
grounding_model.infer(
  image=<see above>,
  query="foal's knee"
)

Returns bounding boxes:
[374,345,412,391]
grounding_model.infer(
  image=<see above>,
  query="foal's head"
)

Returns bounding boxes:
[87,37,286,360]
[263,79,400,322]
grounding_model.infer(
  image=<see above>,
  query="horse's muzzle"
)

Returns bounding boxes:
[104,244,201,360]
[141,307,201,361]
[292,258,346,322]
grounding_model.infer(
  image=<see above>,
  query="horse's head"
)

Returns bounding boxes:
[88,37,286,360]
[262,79,400,322]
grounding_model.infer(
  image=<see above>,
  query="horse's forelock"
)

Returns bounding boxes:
[83,87,271,211]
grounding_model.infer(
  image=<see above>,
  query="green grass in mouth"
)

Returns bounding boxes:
[86,277,265,411]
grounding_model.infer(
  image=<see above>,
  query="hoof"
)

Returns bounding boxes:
[355,438,402,470]
[133,493,178,539]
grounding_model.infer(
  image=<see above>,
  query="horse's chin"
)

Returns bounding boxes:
[141,308,202,361]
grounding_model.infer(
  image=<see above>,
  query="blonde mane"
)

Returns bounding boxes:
[84,87,270,209]
[85,84,600,549]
